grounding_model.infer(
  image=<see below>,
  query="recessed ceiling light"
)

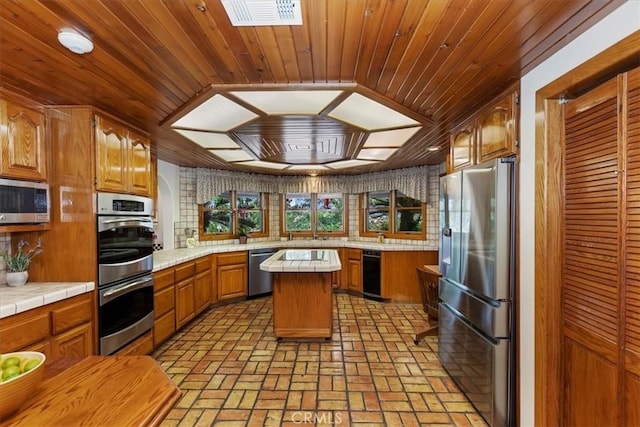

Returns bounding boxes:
[58,30,93,54]
[427,146,440,152]
[325,159,378,169]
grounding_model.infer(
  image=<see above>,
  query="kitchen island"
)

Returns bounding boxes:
[260,249,341,339]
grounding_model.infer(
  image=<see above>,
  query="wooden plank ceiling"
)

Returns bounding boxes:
[0,0,623,175]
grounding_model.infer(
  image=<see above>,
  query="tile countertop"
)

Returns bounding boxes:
[0,282,95,319]
[152,239,438,271]
[259,249,342,273]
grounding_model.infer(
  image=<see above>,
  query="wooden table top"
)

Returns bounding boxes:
[1,356,181,426]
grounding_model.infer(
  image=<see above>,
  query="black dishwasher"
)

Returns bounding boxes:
[362,250,382,301]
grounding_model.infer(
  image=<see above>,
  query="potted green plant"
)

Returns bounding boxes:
[2,239,43,287]
[237,224,249,244]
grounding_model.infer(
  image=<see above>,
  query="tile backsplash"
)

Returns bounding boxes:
[0,232,9,285]
[173,166,440,249]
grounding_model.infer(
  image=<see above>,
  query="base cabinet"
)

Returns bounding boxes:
[153,268,176,347]
[175,262,196,329]
[346,249,362,293]
[0,293,94,357]
[216,252,248,301]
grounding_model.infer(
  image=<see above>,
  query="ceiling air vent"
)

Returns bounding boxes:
[221,0,302,26]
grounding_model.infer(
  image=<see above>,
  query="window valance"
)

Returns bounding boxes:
[196,165,433,204]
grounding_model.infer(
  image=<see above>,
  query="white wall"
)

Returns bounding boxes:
[519,3,638,426]
[157,159,180,250]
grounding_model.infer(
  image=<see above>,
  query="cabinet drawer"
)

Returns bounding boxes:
[174,262,195,282]
[154,285,175,317]
[154,268,175,291]
[195,256,211,273]
[346,249,362,260]
[50,293,92,335]
[217,252,247,266]
[154,310,175,346]
[0,310,50,353]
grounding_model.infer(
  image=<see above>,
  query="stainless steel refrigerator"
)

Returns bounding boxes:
[438,157,516,427]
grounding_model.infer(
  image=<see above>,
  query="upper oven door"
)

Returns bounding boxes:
[97,215,154,286]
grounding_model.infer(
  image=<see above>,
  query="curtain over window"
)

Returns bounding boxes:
[196,165,433,203]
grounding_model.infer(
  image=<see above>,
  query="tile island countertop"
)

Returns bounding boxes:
[259,249,342,272]
[0,282,95,319]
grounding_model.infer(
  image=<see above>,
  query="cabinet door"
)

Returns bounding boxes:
[347,259,362,293]
[175,278,196,328]
[128,130,152,196]
[50,322,93,357]
[449,118,475,171]
[95,115,128,192]
[195,269,212,314]
[154,310,175,347]
[476,92,517,163]
[218,264,247,301]
[0,100,47,181]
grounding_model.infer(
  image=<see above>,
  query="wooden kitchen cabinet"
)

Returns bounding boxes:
[0,292,94,357]
[50,322,93,357]
[476,91,518,163]
[381,251,439,303]
[346,249,362,293]
[449,117,476,172]
[195,256,212,313]
[448,90,518,172]
[216,251,248,301]
[95,114,152,197]
[331,248,343,289]
[114,330,154,356]
[153,268,176,347]
[175,261,196,329]
[0,98,47,181]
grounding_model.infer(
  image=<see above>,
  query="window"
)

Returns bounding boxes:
[361,191,425,239]
[281,193,347,236]
[199,191,268,240]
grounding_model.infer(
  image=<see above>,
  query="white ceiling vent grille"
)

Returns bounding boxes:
[222,0,302,26]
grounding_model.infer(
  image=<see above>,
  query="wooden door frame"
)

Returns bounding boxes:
[534,32,640,426]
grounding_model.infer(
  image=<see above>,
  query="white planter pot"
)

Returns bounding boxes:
[6,271,28,287]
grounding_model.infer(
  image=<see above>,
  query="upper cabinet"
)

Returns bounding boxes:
[476,92,518,164]
[95,114,152,197]
[0,99,47,181]
[449,117,476,172]
[449,91,518,172]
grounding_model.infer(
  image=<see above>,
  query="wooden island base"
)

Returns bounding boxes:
[272,272,333,339]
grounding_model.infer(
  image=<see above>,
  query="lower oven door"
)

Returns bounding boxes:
[98,275,154,355]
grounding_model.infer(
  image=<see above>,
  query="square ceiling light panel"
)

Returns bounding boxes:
[174,130,242,149]
[328,93,420,131]
[212,150,254,162]
[325,159,378,169]
[222,0,302,26]
[286,164,329,171]
[357,148,397,161]
[171,94,258,132]
[363,127,422,148]
[236,160,289,170]
[231,90,343,115]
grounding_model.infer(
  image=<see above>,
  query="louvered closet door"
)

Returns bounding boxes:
[563,75,621,426]
[624,67,640,426]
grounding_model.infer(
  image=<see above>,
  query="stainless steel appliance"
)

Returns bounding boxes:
[248,248,278,297]
[0,178,50,224]
[438,157,516,427]
[96,192,154,355]
[362,249,382,301]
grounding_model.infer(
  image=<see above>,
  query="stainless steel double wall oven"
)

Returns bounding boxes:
[96,193,154,355]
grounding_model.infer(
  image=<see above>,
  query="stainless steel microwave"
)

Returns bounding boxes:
[0,178,50,224]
